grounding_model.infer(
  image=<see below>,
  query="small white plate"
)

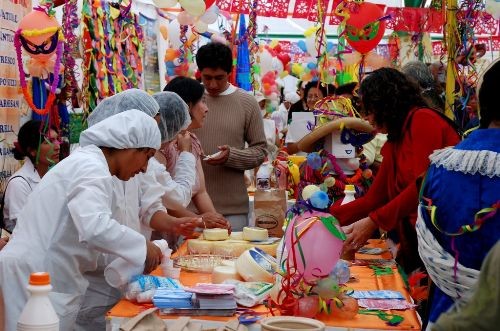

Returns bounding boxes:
[203,151,222,161]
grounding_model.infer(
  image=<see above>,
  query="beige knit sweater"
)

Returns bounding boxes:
[192,88,267,215]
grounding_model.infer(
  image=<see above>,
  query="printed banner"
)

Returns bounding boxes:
[0,0,32,192]
[140,14,161,94]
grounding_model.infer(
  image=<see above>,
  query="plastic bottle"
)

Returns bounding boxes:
[341,184,356,205]
[256,161,271,190]
[104,240,169,288]
[17,272,59,331]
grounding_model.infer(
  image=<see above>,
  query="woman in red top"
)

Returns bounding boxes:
[330,68,460,273]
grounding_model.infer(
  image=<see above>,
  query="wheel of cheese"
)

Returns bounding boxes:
[236,248,276,283]
[229,231,244,240]
[212,240,251,257]
[211,266,243,284]
[253,242,278,257]
[242,226,269,241]
[203,228,229,241]
[187,239,214,254]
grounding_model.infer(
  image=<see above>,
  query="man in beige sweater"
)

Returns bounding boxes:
[194,42,267,231]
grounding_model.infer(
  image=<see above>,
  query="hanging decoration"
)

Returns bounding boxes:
[14,4,64,118]
[344,2,388,55]
[81,0,144,112]
[236,14,251,91]
[247,0,260,91]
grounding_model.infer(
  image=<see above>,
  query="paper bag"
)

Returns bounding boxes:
[120,307,166,331]
[254,189,287,237]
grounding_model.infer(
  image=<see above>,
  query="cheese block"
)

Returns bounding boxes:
[229,231,244,240]
[203,228,229,241]
[242,226,269,241]
[236,248,276,283]
[187,239,214,254]
[211,266,243,284]
[254,242,278,257]
[212,240,251,257]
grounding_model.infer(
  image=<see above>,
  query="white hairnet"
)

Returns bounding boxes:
[285,91,301,104]
[152,92,191,142]
[80,110,161,150]
[87,89,159,127]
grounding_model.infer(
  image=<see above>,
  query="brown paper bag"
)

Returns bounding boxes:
[119,308,166,331]
[254,189,287,237]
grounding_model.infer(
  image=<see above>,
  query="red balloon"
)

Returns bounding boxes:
[345,2,386,54]
[277,53,291,68]
[205,0,216,9]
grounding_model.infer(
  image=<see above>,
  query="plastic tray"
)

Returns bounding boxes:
[173,254,235,273]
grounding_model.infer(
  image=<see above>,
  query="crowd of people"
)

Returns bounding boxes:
[0,41,498,330]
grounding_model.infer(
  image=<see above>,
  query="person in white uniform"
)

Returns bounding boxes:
[2,120,60,233]
[0,110,164,331]
[75,90,201,330]
[272,91,300,139]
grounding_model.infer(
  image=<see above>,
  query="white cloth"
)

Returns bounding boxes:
[80,110,161,150]
[0,146,147,331]
[263,118,277,147]
[3,159,40,232]
[416,208,479,303]
[147,156,196,211]
[271,104,288,136]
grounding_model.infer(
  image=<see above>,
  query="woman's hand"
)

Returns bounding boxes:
[342,217,378,252]
[173,217,200,237]
[200,212,231,232]
[144,241,162,274]
[177,131,192,153]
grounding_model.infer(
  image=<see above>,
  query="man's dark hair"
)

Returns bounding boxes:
[478,59,500,128]
[196,42,233,73]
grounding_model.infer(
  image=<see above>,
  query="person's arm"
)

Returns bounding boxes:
[192,158,216,213]
[149,210,199,237]
[3,177,32,233]
[224,99,268,170]
[67,175,149,270]
[369,111,459,231]
[330,143,393,226]
[148,157,196,210]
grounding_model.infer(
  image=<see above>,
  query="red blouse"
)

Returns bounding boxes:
[330,108,461,231]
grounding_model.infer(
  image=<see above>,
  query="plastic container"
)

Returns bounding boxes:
[256,162,271,190]
[105,240,170,288]
[17,272,59,331]
[261,316,325,331]
[341,184,356,205]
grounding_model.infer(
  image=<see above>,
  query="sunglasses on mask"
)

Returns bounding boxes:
[19,31,59,55]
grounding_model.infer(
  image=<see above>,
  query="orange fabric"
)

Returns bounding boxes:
[108,240,420,330]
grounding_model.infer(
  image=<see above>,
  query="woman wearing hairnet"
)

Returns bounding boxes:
[154,86,230,228]
[75,90,202,330]
[0,110,164,331]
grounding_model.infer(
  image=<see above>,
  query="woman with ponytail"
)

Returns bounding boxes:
[2,120,60,233]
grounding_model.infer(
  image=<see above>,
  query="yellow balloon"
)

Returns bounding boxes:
[302,185,320,200]
[269,40,279,48]
[179,0,205,17]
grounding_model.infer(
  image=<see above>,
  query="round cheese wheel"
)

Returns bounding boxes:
[229,231,244,240]
[242,226,269,241]
[211,266,242,284]
[253,242,279,257]
[203,228,229,241]
[212,240,251,257]
[236,247,276,283]
[187,239,214,254]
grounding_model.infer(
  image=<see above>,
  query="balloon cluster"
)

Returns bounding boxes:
[154,0,219,33]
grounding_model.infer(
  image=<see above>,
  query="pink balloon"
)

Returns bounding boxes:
[284,211,344,283]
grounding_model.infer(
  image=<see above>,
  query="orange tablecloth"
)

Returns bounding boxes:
[108,240,420,330]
